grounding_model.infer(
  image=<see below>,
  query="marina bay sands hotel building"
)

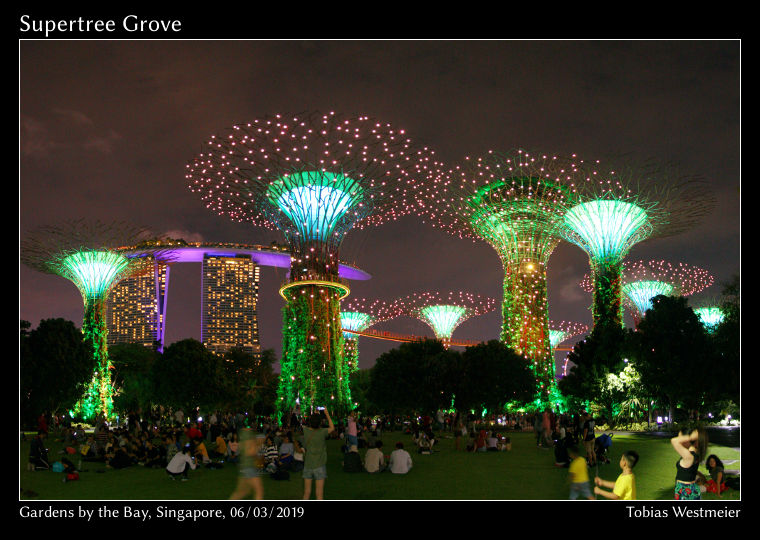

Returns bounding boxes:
[106,242,370,358]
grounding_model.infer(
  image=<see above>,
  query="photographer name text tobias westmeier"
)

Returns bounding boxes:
[627,506,741,519]
[19,15,182,37]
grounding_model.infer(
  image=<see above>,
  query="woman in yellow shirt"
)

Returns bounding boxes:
[594,450,639,500]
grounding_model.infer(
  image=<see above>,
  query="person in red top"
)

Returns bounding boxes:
[37,412,48,435]
[186,423,203,442]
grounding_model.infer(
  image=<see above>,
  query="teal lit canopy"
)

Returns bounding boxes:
[562,199,650,262]
[340,311,375,338]
[695,306,724,329]
[419,305,467,340]
[60,250,132,299]
[268,171,364,244]
[622,280,674,316]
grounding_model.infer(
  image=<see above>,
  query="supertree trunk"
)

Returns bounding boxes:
[591,260,624,329]
[500,260,554,403]
[343,337,359,377]
[278,283,350,418]
[75,297,114,420]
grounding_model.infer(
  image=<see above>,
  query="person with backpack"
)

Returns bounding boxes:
[301,407,335,500]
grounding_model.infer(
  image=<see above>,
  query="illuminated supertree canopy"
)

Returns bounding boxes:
[549,320,588,379]
[580,260,714,323]
[549,320,589,350]
[694,306,725,331]
[558,157,715,329]
[340,297,402,375]
[186,111,440,415]
[21,220,160,420]
[395,291,496,345]
[417,149,586,402]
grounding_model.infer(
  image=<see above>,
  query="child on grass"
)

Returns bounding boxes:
[594,450,639,500]
[567,445,594,500]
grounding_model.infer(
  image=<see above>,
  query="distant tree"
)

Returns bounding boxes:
[110,343,159,414]
[20,318,94,426]
[454,340,535,412]
[559,323,630,412]
[150,339,230,411]
[250,349,278,415]
[368,339,447,414]
[711,275,739,405]
[633,295,716,423]
[347,368,374,413]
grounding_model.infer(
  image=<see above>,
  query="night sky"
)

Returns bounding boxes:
[19,40,740,372]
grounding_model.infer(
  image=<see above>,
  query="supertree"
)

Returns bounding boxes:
[549,320,588,380]
[693,305,725,332]
[580,260,714,325]
[186,111,439,415]
[21,220,160,420]
[418,149,586,402]
[558,158,714,329]
[549,320,588,352]
[340,297,402,376]
[395,291,496,347]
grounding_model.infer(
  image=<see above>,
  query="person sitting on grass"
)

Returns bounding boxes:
[486,431,499,452]
[263,436,279,473]
[567,445,595,500]
[472,430,488,453]
[417,432,433,455]
[594,450,639,500]
[227,433,240,463]
[705,454,728,497]
[498,434,512,452]
[165,435,179,464]
[210,433,227,460]
[194,439,211,465]
[166,445,196,481]
[106,445,133,470]
[291,439,305,472]
[389,442,413,474]
[364,440,386,473]
[277,433,295,470]
[28,431,49,471]
[143,440,164,468]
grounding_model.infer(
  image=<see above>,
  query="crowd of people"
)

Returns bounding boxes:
[25,407,736,501]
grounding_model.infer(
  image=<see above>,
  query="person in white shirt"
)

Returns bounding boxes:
[364,440,386,473]
[389,442,413,474]
[166,445,196,481]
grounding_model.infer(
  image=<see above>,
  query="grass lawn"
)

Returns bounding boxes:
[19,431,740,501]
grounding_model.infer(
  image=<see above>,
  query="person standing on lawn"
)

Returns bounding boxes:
[567,445,595,500]
[671,428,708,500]
[594,450,639,500]
[302,407,335,500]
[229,426,265,500]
